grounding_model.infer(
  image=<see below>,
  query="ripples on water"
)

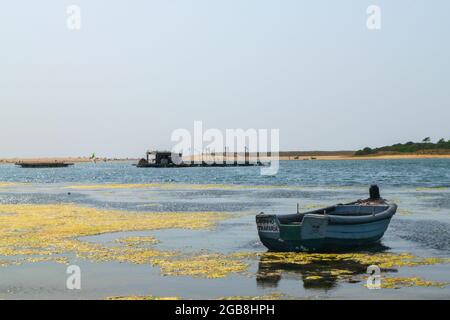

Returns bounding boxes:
[0,159,449,187]
[391,219,450,252]
[0,159,449,299]
[1,160,449,252]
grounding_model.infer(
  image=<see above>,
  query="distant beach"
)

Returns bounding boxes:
[282,154,450,161]
[2,153,450,165]
[187,152,450,163]
[0,157,136,164]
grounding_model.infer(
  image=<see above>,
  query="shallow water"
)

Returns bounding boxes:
[0,160,449,299]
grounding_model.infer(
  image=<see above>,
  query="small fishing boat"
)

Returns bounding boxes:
[256,185,396,251]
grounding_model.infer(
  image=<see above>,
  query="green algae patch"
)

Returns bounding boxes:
[116,236,160,247]
[64,183,304,191]
[65,183,167,190]
[152,253,249,279]
[0,204,244,278]
[0,182,17,188]
[257,252,448,269]
[398,208,414,215]
[379,277,448,289]
[252,252,450,289]
[301,204,329,210]
[219,293,285,300]
[65,183,248,190]
[416,186,449,191]
[106,293,288,300]
[0,259,20,267]
[305,275,323,280]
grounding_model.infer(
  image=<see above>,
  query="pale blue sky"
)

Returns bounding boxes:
[1,0,449,158]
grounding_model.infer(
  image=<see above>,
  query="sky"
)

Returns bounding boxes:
[1,0,449,158]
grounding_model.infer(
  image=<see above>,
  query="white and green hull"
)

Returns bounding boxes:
[256,203,397,251]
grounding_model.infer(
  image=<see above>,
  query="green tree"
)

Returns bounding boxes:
[422,137,431,143]
[355,147,373,155]
[438,138,445,144]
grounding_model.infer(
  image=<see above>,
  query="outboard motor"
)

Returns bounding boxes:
[369,184,381,200]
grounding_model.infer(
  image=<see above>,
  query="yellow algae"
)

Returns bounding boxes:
[257,252,448,269]
[398,208,414,215]
[64,183,303,191]
[0,182,17,188]
[106,295,181,300]
[2,203,448,282]
[107,293,292,300]
[0,204,250,279]
[152,253,249,279]
[65,183,162,189]
[219,293,285,300]
[253,252,450,286]
[416,186,449,191]
[329,269,354,276]
[379,277,448,289]
[0,204,234,275]
[327,186,362,190]
[302,204,328,210]
[24,256,69,264]
[0,204,228,248]
[107,294,286,300]
[116,236,160,247]
[0,182,30,188]
[305,275,323,280]
[0,259,20,267]
[136,204,159,208]
[64,240,175,265]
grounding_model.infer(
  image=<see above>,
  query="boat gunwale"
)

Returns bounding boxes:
[258,202,397,226]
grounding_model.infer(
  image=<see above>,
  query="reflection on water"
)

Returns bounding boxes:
[257,244,392,290]
[0,160,449,188]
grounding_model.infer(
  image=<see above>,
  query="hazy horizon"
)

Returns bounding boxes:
[1,0,449,158]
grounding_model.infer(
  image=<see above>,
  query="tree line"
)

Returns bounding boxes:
[355,138,450,155]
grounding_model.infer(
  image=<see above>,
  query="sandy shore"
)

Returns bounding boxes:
[1,154,449,165]
[280,154,450,161]
[0,157,92,164]
[0,157,137,164]
[187,153,450,162]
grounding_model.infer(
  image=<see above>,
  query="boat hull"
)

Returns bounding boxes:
[256,204,396,251]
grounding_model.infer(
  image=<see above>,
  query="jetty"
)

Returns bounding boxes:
[135,151,264,168]
[15,161,74,168]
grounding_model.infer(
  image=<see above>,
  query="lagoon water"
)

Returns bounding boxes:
[0,159,449,299]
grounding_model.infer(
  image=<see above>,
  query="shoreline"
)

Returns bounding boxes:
[1,154,450,164]
[281,154,450,161]
[0,157,138,164]
[188,153,450,162]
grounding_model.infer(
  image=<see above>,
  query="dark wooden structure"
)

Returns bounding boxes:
[15,162,74,168]
[136,150,263,168]
[136,151,183,168]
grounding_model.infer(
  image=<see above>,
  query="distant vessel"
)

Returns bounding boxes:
[256,185,397,251]
[15,162,74,168]
[136,150,263,168]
